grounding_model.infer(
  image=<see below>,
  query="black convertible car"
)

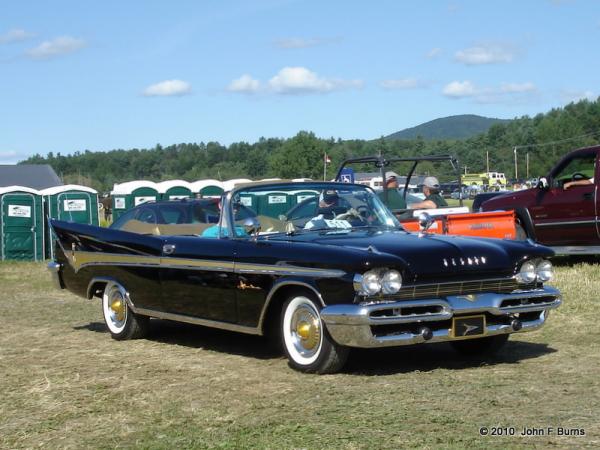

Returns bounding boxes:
[48,181,561,373]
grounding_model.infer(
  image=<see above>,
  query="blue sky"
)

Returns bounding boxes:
[1,0,598,163]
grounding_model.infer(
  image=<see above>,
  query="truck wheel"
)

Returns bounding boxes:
[281,293,349,374]
[515,223,528,240]
[451,334,509,356]
[102,281,149,340]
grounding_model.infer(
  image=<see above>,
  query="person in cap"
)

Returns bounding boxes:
[409,176,448,210]
[377,175,407,210]
[317,189,348,218]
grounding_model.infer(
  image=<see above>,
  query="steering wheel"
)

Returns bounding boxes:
[355,205,370,218]
[572,172,588,181]
[335,208,367,223]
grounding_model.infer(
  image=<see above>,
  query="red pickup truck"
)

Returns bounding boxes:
[481,145,599,255]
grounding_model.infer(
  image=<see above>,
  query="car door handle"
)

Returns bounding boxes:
[163,244,176,255]
[583,192,594,201]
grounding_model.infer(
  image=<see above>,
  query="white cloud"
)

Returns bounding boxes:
[275,37,340,49]
[426,47,442,59]
[380,78,427,90]
[143,79,192,97]
[268,67,362,94]
[0,29,35,44]
[227,74,260,94]
[26,36,85,59]
[454,44,515,65]
[443,80,538,104]
[227,67,362,95]
[442,80,478,97]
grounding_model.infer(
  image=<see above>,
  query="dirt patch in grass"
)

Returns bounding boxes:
[1,261,599,448]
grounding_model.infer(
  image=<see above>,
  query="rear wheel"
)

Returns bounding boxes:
[102,281,149,340]
[451,334,509,356]
[281,293,348,374]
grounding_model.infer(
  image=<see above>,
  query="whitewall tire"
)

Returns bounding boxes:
[102,281,149,340]
[281,293,348,374]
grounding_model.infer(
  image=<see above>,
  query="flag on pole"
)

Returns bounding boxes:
[324,153,331,164]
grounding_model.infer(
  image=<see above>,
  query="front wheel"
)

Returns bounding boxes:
[102,281,149,340]
[281,293,349,374]
[450,334,509,356]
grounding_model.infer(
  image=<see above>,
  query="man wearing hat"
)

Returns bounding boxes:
[377,175,406,210]
[409,176,448,210]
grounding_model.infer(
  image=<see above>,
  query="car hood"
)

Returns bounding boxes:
[272,228,552,280]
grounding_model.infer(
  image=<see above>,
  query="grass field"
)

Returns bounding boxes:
[1,260,599,449]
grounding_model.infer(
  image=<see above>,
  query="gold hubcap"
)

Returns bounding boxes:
[110,298,125,322]
[294,314,320,351]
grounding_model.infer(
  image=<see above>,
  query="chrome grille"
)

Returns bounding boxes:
[390,278,536,301]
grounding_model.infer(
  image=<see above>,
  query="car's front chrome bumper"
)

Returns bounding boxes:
[47,261,63,290]
[320,286,561,348]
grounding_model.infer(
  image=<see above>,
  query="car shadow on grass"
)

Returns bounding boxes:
[75,320,556,373]
[74,319,282,360]
[344,340,556,375]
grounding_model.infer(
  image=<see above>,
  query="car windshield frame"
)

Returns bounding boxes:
[220,181,401,239]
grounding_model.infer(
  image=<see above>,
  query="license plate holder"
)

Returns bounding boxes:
[451,315,486,339]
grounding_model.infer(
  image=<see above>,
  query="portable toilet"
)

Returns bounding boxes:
[237,192,258,213]
[190,180,224,198]
[111,181,159,220]
[40,185,99,259]
[291,189,319,206]
[0,186,44,261]
[257,191,292,218]
[157,180,193,201]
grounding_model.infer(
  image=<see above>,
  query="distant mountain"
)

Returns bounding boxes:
[386,114,511,140]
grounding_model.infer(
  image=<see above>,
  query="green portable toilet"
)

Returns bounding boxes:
[40,185,99,259]
[0,186,44,261]
[111,181,159,220]
[190,180,224,199]
[237,192,258,214]
[291,190,319,206]
[257,191,292,218]
[158,180,193,201]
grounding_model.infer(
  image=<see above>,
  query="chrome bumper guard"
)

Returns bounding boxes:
[47,261,63,290]
[320,286,561,348]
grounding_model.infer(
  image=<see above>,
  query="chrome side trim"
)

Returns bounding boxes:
[535,220,598,227]
[47,261,63,289]
[258,281,325,333]
[132,306,261,335]
[549,245,600,255]
[62,249,345,278]
[321,286,561,348]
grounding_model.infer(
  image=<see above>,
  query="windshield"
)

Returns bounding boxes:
[230,182,400,236]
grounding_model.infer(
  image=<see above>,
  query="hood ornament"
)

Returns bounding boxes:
[418,212,434,237]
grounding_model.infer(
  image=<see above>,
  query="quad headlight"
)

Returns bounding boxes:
[516,261,537,284]
[516,259,553,284]
[355,269,402,295]
[535,259,553,282]
[381,270,403,294]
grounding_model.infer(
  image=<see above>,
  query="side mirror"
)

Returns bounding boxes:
[243,217,261,237]
[537,177,549,190]
[418,212,434,236]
